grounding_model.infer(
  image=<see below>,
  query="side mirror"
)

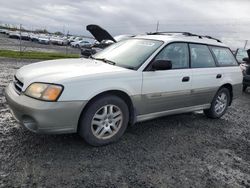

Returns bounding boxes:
[151,60,172,71]
[243,57,249,62]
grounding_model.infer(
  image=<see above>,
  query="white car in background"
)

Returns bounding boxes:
[5,32,242,146]
[9,31,21,39]
[50,36,68,45]
[38,35,50,45]
[70,40,92,48]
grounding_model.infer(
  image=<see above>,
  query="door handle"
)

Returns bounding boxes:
[216,74,222,79]
[182,76,190,82]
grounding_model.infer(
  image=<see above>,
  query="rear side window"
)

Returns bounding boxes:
[190,44,216,68]
[211,47,238,66]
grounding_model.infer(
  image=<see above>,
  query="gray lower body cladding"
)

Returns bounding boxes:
[132,84,242,122]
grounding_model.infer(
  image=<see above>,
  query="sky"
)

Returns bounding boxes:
[0,0,250,49]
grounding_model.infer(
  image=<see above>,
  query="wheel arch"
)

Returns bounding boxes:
[77,90,136,131]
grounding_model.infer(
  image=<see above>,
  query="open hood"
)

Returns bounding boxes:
[86,24,116,43]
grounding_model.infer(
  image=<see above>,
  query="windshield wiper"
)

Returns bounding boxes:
[91,57,116,65]
[90,56,136,70]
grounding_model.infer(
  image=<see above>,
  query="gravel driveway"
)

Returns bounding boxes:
[0,58,250,188]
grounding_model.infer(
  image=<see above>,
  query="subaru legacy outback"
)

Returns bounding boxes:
[5,32,242,146]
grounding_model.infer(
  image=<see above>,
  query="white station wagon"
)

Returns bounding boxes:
[5,32,242,146]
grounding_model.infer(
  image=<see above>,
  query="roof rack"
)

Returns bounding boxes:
[147,31,221,43]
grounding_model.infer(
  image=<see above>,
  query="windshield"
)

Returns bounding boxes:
[93,39,163,69]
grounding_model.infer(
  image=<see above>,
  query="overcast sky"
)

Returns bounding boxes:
[1,0,250,48]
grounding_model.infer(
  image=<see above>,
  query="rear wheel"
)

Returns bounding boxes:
[204,87,230,119]
[78,95,129,146]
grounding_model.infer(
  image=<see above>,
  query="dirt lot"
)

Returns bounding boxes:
[0,57,250,188]
[0,33,80,54]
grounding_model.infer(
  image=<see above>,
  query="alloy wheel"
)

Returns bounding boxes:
[91,104,123,139]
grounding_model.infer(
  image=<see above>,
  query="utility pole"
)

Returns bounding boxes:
[244,40,248,50]
[19,24,22,54]
[66,30,69,54]
[156,21,159,32]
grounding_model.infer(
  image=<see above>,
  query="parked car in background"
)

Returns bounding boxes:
[235,48,250,91]
[9,31,21,39]
[30,33,39,42]
[20,32,30,40]
[50,36,68,46]
[38,35,50,45]
[71,40,92,48]
[81,24,134,57]
[68,36,76,43]
[0,29,8,34]
[71,37,83,43]
[5,32,242,146]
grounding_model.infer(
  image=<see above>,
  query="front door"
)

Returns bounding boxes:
[139,42,193,115]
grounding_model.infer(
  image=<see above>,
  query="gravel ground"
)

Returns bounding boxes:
[0,34,80,54]
[0,58,250,188]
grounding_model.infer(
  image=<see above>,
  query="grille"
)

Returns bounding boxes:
[13,76,23,94]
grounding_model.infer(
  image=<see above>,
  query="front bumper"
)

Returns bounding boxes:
[5,83,87,134]
[243,75,250,86]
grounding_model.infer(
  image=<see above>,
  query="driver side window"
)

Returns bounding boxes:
[154,43,189,69]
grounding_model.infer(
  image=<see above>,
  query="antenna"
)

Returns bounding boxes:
[156,21,159,32]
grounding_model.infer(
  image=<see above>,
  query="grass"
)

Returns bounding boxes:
[0,50,80,60]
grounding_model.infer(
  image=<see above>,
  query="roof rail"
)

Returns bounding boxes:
[203,35,221,43]
[147,31,192,35]
[147,31,221,43]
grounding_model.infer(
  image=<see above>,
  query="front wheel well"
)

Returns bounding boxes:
[219,83,233,105]
[78,90,136,129]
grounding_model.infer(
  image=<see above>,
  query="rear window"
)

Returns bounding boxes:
[210,47,238,66]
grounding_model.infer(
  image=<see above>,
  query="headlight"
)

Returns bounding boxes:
[25,83,63,101]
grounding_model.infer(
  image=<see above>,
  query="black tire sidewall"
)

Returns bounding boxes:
[78,95,129,146]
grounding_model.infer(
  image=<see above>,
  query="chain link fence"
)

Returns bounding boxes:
[0,24,83,56]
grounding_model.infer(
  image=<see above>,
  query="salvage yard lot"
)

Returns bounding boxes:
[0,58,250,187]
[0,33,80,54]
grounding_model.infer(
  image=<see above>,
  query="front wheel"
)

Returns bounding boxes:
[204,88,230,119]
[78,95,129,146]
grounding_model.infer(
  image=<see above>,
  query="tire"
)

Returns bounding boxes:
[76,44,80,48]
[243,85,247,92]
[204,87,230,119]
[78,95,129,146]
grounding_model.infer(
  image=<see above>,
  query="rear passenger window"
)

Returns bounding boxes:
[211,47,238,66]
[190,44,216,68]
[154,43,189,69]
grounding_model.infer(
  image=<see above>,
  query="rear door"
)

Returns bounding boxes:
[140,42,193,115]
[189,43,223,105]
